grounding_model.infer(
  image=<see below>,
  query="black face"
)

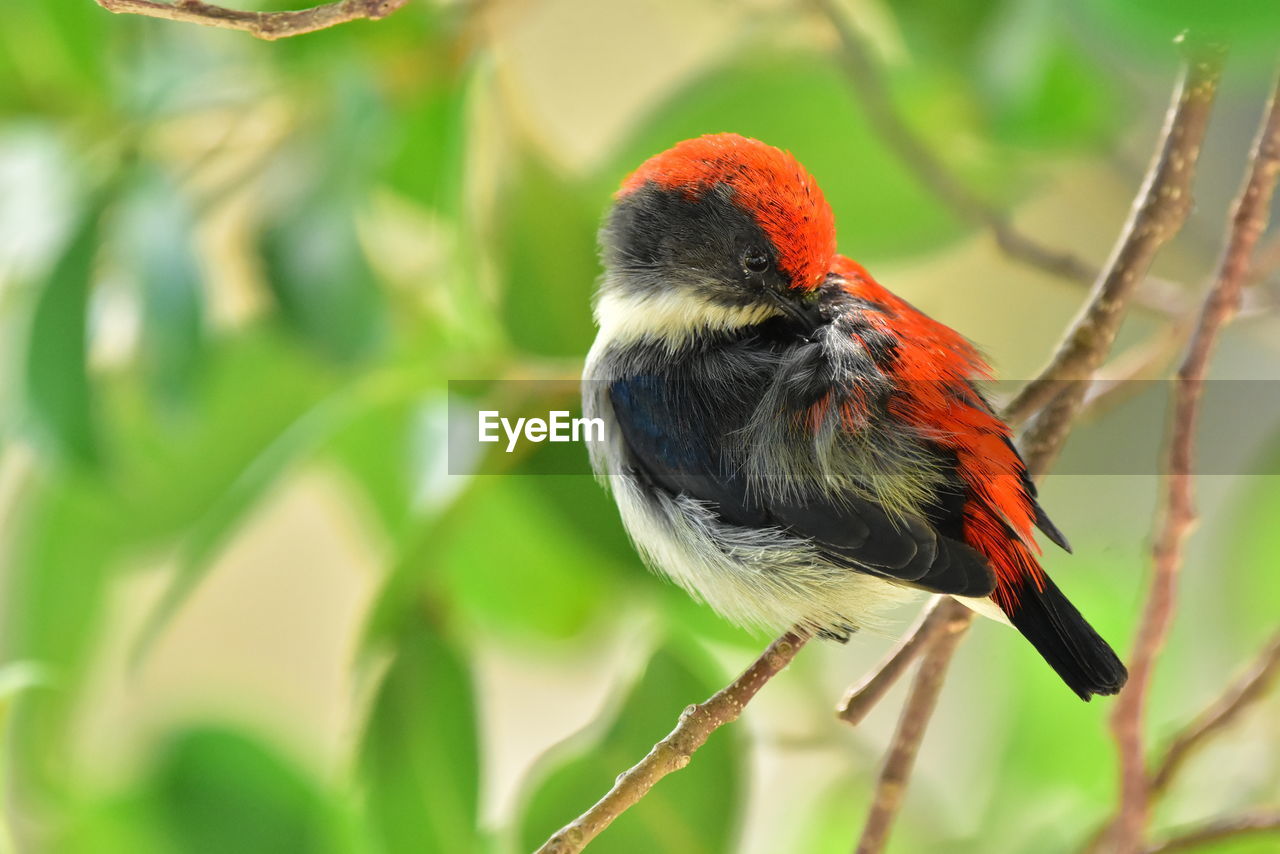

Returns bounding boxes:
[602,181,817,325]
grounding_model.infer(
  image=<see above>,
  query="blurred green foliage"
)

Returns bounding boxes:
[1,1,1278,853]
[517,646,743,853]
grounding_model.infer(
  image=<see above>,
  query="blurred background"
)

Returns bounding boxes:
[2,1,1280,852]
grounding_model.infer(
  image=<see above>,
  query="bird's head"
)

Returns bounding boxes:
[597,133,838,344]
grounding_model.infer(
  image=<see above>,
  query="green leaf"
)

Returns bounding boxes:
[260,198,386,364]
[55,792,169,854]
[102,329,332,546]
[5,479,120,799]
[150,727,354,854]
[258,79,390,364]
[363,473,618,652]
[382,49,474,216]
[129,369,422,668]
[0,2,112,113]
[24,197,104,465]
[324,395,419,541]
[977,1,1115,148]
[357,615,480,854]
[117,168,206,407]
[517,644,744,854]
[890,0,1005,65]
[494,150,601,358]
[435,477,618,640]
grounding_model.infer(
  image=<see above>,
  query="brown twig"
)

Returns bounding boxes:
[855,599,973,854]
[840,52,1226,854]
[1011,47,1224,481]
[534,630,810,854]
[1106,67,1280,854]
[836,596,948,725]
[1080,318,1196,417]
[810,0,1093,284]
[93,0,408,40]
[810,0,1200,322]
[1151,628,1280,797]
[1143,810,1280,854]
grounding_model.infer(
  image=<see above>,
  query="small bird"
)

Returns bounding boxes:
[583,133,1127,699]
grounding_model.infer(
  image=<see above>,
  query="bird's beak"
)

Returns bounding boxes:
[766,287,820,331]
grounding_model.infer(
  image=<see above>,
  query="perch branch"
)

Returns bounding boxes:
[1107,67,1280,854]
[855,599,973,854]
[838,52,1225,854]
[1151,627,1280,797]
[1143,810,1280,854]
[93,0,407,40]
[534,630,810,854]
[836,596,948,725]
[1012,47,1224,480]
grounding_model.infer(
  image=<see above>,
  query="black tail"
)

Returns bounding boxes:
[1005,574,1128,700]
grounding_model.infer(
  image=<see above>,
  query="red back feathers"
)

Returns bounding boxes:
[833,257,1046,609]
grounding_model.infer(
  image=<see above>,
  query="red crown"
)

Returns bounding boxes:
[619,133,838,290]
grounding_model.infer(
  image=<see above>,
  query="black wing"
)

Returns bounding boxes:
[607,350,996,597]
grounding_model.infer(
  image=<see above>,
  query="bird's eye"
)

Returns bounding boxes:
[743,249,770,274]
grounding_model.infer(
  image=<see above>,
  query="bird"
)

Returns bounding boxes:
[582,133,1127,700]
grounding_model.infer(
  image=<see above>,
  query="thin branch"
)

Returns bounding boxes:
[534,630,811,854]
[1151,628,1280,797]
[810,0,1200,321]
[1107,67,1280,854]
[1143,810,1280,854]
[810,0,1093,284]
[836,596,948,725]
[1011,47,1224,481]
[540,34,1260,854]
[1007,45,1224,426]
[93,0,408,40]
[855,599,973,854]
[839,52,1226,854]
[1080,318,1195,417]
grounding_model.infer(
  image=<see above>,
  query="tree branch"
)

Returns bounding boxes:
[809,0,1095,285]
[1006,45,1224,425]
[1080,319,1195,418]
[836,50,1227,854]
[92,0,407,40]
[855,599,972,854]
[1150,628,1280,797]
[1143,810,1280,854]
[1010,47,1224,482]
[534,630,811,854]
[1106,66,1280,854]
[539,33,1263,854]
[836,596,948,725]
[809,0,1200,322]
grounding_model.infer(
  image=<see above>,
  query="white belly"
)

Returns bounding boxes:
[609,473,920,634]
